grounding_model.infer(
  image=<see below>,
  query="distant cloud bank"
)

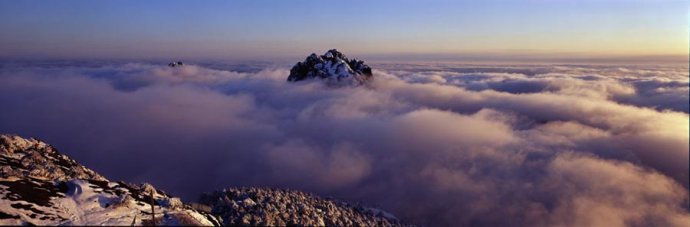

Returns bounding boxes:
[0,62,688,226]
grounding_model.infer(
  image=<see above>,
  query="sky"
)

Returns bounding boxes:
[0,1,688,225]
[0,0,688,61]
[0,61,688,226]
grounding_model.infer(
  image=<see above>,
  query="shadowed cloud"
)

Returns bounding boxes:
[0,62,687,226]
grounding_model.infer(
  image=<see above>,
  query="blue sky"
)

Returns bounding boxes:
[0,0,687,61]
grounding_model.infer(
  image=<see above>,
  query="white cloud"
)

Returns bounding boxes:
[0,62,687,226]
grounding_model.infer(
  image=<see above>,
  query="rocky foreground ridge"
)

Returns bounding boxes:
[0,134,402,226]
[287,49,373,85]
[200,188,399,226]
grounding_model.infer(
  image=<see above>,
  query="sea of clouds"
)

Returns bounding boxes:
[0,61,688,226]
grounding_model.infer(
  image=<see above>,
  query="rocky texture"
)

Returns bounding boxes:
[0,134,405,226]
[287,49,373,85]
[168,61,184,67]
[0,135,105,182]
[0,134,220,226]
[200,187,401,226]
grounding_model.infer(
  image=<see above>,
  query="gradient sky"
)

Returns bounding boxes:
[0,0,687,61]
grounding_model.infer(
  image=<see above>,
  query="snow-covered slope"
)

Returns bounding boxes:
[287,49,373,85]
[200,187,401,226]
[0,134,406,226]
[0,134,220,226]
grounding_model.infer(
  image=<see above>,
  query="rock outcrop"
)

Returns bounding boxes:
[0,134,406,226]
[0,135,105,182]
[0,134,220,226]
[287,49,373,85]
[200,187,400,226]
[168,61,184,67]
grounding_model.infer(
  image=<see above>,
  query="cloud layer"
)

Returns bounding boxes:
[0,62,688,226]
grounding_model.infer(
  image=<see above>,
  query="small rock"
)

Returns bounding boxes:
[242,198,256,206]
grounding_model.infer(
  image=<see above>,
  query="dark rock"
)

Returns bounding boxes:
[287,49,373,85]
[168,61,184,67]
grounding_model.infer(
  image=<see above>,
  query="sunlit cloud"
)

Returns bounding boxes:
[0,62,687,226]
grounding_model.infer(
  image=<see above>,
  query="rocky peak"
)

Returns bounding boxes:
[0,134,105,181]
[168,61,184,67]
[287,49,373,85]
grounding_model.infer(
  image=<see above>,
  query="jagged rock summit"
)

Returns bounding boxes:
[287,49,373,85]
[168,61,184,67]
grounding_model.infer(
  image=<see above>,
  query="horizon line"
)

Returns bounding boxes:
[1,52,687,65]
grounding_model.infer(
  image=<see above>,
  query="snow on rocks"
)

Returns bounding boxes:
[0,134,406,226]
[199,187,401,226]
[287,49,374,85]
[0,134,220,226]
[0,135,105,181]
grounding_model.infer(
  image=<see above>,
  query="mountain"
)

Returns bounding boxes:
[200,188,400,226]
[0,134,221,226]
[287,49,373,85]
[0,134,402,226]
